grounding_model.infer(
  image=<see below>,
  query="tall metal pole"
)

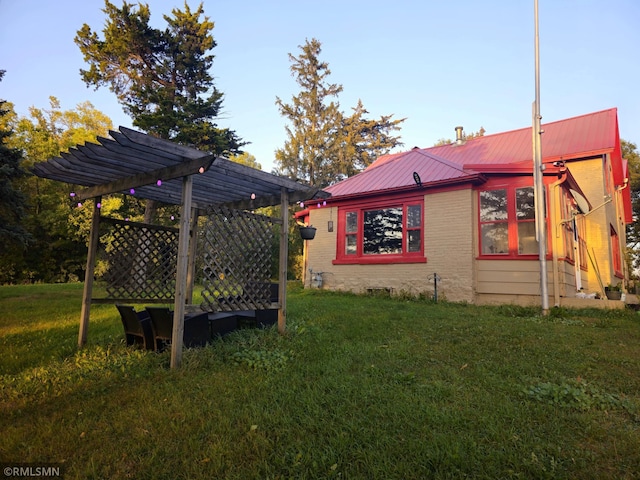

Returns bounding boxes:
[533,0,549,314]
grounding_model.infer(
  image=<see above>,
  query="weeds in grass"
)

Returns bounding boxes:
[231,348,292,371]
[523,377,637,414]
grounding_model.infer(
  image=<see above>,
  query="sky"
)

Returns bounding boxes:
[1,0,639,173]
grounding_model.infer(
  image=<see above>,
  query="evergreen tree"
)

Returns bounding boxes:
[275,38,343,186]
[75,0,244,154]
[0,71,30,252]
[275,38,404,188]
[340,99,404,177]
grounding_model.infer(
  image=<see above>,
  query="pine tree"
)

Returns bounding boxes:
[275,38,343,186]
[275,38,404,188]
[75,1,244,154]
[0,70,29,249]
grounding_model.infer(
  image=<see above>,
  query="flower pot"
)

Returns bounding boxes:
[605,290,622,300]
[299,226,317,240]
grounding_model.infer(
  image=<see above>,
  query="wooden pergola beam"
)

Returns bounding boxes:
[221,187,330,211]
[75,154,215,201]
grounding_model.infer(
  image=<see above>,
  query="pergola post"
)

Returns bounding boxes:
[170,175,193,369]
[78,196,101,347]
[278,188,289,334]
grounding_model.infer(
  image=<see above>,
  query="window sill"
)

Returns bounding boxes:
[333,256,427,265]
[476,254,547,260]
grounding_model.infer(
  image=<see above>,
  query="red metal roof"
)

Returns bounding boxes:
[325,149,482,197]
[327,108,623,196]
[427,107,619,167]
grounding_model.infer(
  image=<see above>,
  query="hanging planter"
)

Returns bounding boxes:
[299,226,317,240]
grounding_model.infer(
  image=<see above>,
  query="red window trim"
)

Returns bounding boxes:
[611,225,623,277]
[333,196,426,265]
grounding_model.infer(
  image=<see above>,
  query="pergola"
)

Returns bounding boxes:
[33,127,328,368]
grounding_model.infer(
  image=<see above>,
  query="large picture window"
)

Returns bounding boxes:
[479,185,540,257]
[335,200,425,264]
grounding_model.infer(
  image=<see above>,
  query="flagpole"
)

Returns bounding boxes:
[533,0,549,314]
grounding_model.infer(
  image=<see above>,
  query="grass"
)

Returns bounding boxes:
[1,283,639,479]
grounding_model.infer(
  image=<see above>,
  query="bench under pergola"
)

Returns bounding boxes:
[32,127,328,368]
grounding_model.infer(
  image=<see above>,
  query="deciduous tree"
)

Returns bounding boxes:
[433,127,486,146]
[2,97,113,283]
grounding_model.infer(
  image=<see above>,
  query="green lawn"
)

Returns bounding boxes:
[1,283,639,479]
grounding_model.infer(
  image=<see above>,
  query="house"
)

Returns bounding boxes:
[296,108,633,307]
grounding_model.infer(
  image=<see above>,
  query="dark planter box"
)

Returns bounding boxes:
[605,290,622,300]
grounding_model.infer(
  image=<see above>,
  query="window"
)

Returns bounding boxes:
[335,200,425,264]
[345,211,357,255]
[611,225,622,275]
[515,187,537,254]
[363,207,403,254]
[479,189,508,254]
[479,185,540,257]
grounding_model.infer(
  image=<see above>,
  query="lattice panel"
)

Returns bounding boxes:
[101,218,179,301]
[200,207,274,312]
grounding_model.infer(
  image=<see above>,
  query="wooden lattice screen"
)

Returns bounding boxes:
[200,206,275,312]
[99,218,178,302]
